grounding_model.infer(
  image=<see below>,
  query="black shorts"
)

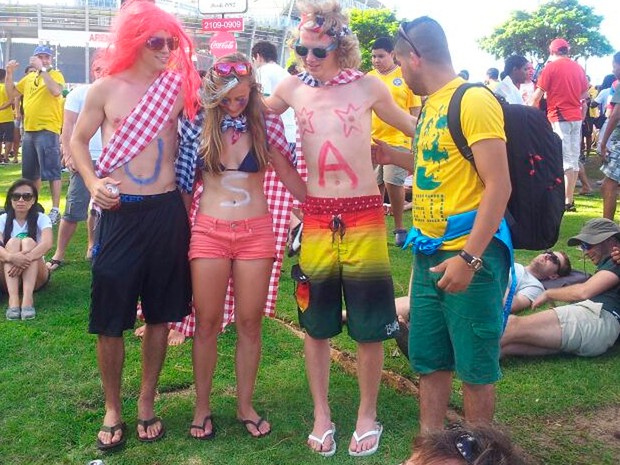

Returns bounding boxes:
[0,121,15,143]
[89,190,192,336]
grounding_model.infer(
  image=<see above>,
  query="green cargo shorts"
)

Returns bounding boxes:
[409,239,509,384]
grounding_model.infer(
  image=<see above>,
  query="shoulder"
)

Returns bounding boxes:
[461,85,501,111]
[360,74,389,94]
[65,85,88,106]
[37,212,52,229]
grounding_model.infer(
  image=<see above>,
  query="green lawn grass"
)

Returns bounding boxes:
[1,162,619,464]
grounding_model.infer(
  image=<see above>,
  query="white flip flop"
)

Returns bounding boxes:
[348,422,383,457]
[308,423,337,457]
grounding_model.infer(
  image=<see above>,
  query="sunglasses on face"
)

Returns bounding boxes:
[544,250,561,267]
[580,242,593,251]
[294,40,337,59]
[398,22,421,57]
[10,192,34,202]
[213,62,252,77]
[145,36,179,51]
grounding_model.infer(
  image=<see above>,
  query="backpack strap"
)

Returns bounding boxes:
[447,82,498,164]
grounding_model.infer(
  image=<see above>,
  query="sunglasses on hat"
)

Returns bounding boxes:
[294,40,337,59]
[213,62,252,77]
[145,36,179,51]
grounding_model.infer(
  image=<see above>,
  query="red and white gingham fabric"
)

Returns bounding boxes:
[167,115,308,336]
[95,71,182,177]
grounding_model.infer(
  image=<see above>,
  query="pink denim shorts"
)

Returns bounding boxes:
[189,213,276,260]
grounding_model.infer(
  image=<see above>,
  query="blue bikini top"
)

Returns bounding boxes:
[219,148,260,173]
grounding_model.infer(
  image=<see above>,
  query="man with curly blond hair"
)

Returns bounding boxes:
[267,0,416,457]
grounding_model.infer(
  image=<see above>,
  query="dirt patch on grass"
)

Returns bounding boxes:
[508,405,620,464]
[567,405,620,446]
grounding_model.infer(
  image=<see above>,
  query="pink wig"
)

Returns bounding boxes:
[96,0,200,118]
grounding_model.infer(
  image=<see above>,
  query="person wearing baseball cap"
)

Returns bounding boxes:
[528,37,589,214]
[501,218,620,358]
[3,44,65,225]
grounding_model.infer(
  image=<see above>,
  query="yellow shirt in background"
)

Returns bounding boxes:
[369,67,421,149]
[413,77,506,250]
[16,69,65,134]
[0,83,14,123]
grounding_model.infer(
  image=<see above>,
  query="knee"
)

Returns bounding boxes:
[4,237,21,252]
[193,316,222,341]
[235,317,262,341]
[20,237,37,251]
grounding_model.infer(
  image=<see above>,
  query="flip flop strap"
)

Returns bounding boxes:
[308,428,334,445]
[353,426,380,443]
[101,422,124,434]
[138,417,160,428]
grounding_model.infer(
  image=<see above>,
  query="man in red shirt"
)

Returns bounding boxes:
[529,38,588,212]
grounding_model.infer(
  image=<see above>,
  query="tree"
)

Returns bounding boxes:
[479,0,613,63]
[348,8,400,73]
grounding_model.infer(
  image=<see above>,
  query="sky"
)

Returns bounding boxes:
[6,0,617,83]
[381,0,619,85]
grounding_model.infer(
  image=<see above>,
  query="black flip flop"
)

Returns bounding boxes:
[240,417,271,438]
[96,421,127,452]
[190,415,216,440]
[136,417,166,443]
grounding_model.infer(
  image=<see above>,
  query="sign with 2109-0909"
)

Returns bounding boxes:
[202,17,244,33]
[198,0,248,14]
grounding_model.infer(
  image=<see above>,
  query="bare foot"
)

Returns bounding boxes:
[308,417,335,453]
[237,407,271,437]
[349,419,382,455]
[167,329,186,346]
[98,410,124,447]
[134,325,145,338]
[190,412,214,439]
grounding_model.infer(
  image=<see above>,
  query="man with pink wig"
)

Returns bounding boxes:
[71,0,201,451]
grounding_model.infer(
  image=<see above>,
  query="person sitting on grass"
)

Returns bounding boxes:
[501,218,620,358]
[0,178,52,320]
[396,249,572,324]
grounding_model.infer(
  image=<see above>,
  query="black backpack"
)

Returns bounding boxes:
[447,83,564,250]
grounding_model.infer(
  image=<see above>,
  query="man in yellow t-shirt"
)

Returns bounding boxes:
[374,17,510,436]
[368,37,422,247]
[0,68,16,164]
[5,45,65,224]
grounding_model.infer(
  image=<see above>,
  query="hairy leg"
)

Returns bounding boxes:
[305,334,334,452]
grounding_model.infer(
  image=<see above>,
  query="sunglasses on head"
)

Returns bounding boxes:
[398,22,421,57]
[10,192,34,202]
[544,250,561,266]
[213,62,252,77]
[454,432,480,464]
[294,40,337,59]
[145,36,179,51]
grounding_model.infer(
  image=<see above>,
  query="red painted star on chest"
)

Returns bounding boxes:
[334,103,363,138]
[297,107,315,137]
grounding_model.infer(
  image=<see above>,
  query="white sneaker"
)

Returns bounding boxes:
[48,208,60,225]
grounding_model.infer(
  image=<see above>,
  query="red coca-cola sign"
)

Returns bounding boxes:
[210,32,237,58]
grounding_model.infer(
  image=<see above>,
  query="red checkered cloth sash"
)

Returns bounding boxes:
[297,68,364,88]
[95,71,182,177]
[163,116,308,336]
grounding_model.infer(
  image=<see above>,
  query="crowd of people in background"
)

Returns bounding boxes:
[2,0,620,462]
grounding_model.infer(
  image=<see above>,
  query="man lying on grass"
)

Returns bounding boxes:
[501,218,620,358]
